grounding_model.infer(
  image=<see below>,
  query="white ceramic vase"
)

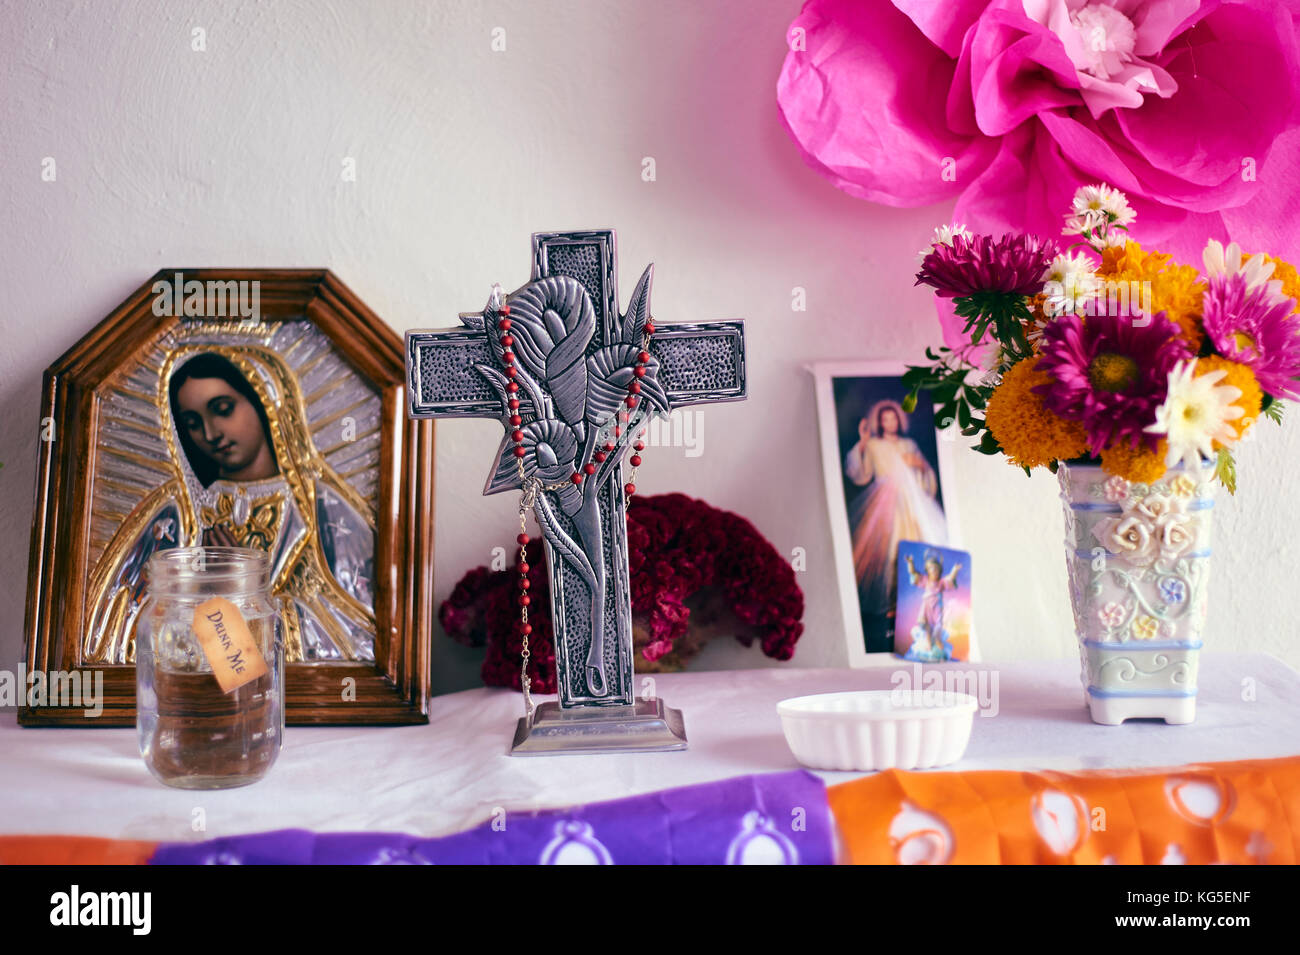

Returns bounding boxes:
[1058,462,1214,725]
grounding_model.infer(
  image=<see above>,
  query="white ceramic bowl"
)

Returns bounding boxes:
[777,690,978,771]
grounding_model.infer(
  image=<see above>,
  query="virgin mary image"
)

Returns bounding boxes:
[84,347,377,664]
[843,398,947,650]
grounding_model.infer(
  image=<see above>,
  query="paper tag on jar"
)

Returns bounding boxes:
[192,597,268,693]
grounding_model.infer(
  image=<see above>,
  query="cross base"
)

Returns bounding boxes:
[509,698,688,756]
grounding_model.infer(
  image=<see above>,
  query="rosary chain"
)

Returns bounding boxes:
[507,295,655,720]
[515,458,536,720]
[621,326,653,509]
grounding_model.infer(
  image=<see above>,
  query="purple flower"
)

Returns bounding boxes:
[1034,310,1193,455]
[915,233,1056,299]
[1159,577,1187,606]
[1202,274,1300,401]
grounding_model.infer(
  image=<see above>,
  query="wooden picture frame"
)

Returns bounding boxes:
[22,269,434,726]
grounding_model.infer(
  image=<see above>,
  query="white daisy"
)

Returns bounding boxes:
[917,223,971,261]
[1071,183,1136,228]
[1201,239,1285,302]
[1041,251,1102,316]
[1063,184,1135,250]
[980,342,1013,377]
[1146,360,1245,471]
[1063,216,1131,249]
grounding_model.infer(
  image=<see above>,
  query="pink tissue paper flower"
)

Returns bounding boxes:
[778,0,1300,339]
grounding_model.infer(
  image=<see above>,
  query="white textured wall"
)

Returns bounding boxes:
[2,0,1297,697]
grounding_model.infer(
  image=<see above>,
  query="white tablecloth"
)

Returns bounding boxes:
[2,654,1297,842]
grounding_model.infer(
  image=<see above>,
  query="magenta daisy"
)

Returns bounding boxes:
[915,233,1056,299]
[1034,311,1193,456]
[1201,273,1300,401]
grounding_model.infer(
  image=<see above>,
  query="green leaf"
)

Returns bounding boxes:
[932,378,962,403]
[973,430,1002,455]
[957,400,973,429]
[902,388,919,414]
[1214,448,1238,495]
[1263,398,1285,425]
[1005,321,1031,362]
[963,386,988,410]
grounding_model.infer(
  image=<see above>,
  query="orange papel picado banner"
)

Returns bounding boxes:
[828,755,1300,864]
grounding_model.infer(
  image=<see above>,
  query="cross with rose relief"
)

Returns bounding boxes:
[406,230,746,754]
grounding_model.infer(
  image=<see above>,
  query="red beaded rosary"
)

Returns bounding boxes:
[491,289,654,715]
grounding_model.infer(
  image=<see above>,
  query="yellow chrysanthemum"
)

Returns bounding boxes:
[1098,240,1170,278]
[1150,264,1206,347]
[1099,439,1168,484]
[985,358,1090,469]
[1195,355,1262,445]
[1264,255,1300,314]
[1098,240,1205,349]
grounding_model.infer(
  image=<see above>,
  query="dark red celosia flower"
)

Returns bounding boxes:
[439,493,805,693]
[437,566,497,647]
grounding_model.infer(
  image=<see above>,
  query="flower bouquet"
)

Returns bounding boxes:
[907,184,1300,724]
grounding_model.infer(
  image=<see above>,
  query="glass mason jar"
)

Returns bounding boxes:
[136,547,284,788]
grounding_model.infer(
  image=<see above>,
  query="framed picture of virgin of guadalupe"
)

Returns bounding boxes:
[812,361,966,666]
[22,270,434,725]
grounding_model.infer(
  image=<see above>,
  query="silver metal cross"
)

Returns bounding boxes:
[407,230,746,753]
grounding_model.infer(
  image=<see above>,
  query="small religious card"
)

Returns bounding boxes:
[893,541,973,663]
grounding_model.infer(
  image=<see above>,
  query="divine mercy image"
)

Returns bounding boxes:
[833,376,948,653]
